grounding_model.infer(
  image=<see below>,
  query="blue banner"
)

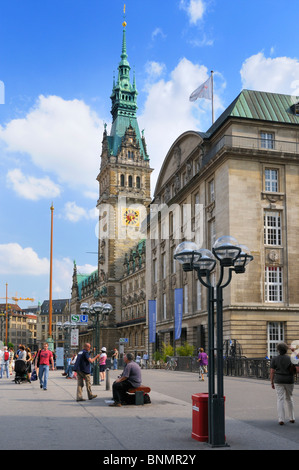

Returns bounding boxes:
[174,288,183,341]
[148,300,156,344]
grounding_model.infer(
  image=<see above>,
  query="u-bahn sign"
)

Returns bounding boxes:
[119,338,129,343]
[71,314,88,324]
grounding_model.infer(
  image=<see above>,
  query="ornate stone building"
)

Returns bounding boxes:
[146,89,299,358]
[118,239,147,356]
[71,18,152,354]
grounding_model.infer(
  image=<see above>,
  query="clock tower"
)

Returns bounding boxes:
[96,15,152,329]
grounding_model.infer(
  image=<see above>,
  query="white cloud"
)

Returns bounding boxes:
[6,168,61,200]
[51,258,97,297]
[145,61,166,81]
[240,52,299,95]
[0,243,97,301]
[0,95,102,193]
[151,28,166,41]
[62,201,98,223]
[139,57,223,193]
[180,0,206,24]
[0,243,49,276]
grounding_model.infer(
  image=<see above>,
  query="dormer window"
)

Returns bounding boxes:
[292,102,299,116]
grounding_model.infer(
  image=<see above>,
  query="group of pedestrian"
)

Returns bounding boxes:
[2,341,145,408]
[197,342,298,426]
[72,344,144,407]
[62,354,77,378]
[0,344,35,381]
[1,342,56,388]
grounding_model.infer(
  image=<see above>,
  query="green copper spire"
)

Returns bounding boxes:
[108,11,148,160]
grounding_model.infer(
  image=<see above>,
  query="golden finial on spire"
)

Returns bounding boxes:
[122,4,127,28]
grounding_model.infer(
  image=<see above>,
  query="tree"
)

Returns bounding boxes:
[161,342,174,361]
[176,341,195,357]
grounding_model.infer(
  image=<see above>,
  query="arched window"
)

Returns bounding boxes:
[128,175,133,187]
[136,176,141,188]
[120,174,125,186]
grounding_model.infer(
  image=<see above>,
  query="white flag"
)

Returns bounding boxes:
[189,76,212,102]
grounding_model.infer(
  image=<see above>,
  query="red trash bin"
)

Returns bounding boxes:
[191,393,209,442]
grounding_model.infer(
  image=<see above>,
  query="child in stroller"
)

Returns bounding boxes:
[14,359,28,384]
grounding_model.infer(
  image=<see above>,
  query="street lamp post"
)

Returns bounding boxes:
[80,302,112,385]
[174,236,253,447]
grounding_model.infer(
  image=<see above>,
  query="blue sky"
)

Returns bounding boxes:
[0,0,299,308]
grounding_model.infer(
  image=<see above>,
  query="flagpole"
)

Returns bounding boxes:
[211,70,214,124]
[48,203,54,352]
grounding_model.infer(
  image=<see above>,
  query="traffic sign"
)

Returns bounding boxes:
[119,338,129,343]
[71,314,88,324]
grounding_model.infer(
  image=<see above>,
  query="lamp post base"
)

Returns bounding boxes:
[93,364,100,385]
[209,395,229,448]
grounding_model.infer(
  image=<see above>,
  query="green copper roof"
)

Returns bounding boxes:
[77,270,98,300]
[108,23,148,160]
[206,89,299,137]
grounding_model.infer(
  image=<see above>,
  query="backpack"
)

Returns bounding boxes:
[31,370,37,381]
[4,352,9,361]
[143,393,151,404]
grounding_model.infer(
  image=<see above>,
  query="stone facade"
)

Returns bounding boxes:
[146,90,299,359]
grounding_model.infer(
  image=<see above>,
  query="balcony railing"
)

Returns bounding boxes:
[208,135,299,161]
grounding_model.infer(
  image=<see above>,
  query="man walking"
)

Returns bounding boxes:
[112,348,119,370]
[110,353,142,407]
[36,342,54,390]
[73,343,100,402]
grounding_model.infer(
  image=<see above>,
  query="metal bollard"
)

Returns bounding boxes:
[106,368,110,390]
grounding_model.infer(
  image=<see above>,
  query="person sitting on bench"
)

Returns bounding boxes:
[110,353,142,407]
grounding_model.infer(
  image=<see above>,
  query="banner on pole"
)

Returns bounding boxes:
[71,329,79,347]
[148,300,157,344]
[174,288,183,341]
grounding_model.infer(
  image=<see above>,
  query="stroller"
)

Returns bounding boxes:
[14,360,28,384]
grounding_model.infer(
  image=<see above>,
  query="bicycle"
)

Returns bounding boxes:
[165,359,177,371]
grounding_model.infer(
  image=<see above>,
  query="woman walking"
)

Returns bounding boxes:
[197,348,208,381]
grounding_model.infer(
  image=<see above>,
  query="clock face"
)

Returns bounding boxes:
[122,208,140,226]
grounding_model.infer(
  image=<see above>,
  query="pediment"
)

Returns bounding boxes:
[154,131,204,197]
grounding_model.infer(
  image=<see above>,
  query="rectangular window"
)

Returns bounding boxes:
[265,267,283,302]
[194,193,200,215]
[162,254,166,279]
[261,132,274,150]
[184,284,188,314]
[267,322,284,358]
[181,204,187,226]
[264,211,282,245]
[208,179,215,203]
[208,219,216,250]
[163,293,167,320]
[153,259,157,283]
[265,168,278,192]
[196,279,201,311]
[171,246,176,274]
